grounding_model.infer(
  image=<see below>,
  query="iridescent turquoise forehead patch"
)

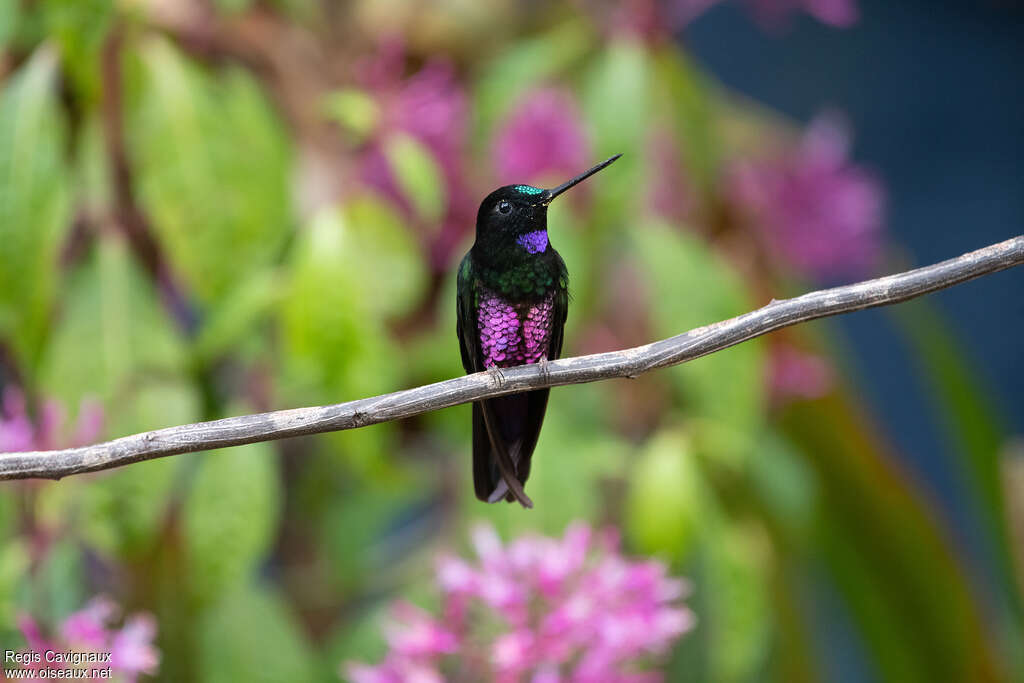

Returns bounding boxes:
[513,184,544,196]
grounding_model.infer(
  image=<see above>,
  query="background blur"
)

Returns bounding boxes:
[0,0,1022,681]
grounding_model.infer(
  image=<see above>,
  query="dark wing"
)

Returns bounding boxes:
[456,255,533,507]
[456,254,481,375]
[549,280,569,360]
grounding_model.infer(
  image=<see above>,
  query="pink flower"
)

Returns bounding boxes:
[0,385,104,452]
[768,346,835,402]
[729,112,884,280]
[343,523,694,682]
[593,0,858,41]
[358,54,467,196]
[110,616,161,681]
[61,597,118,649]
[744,0,859,28]
[16,597,160,682]
[493,629,534,679]
[17,614,55,660]
[382,603,458,657]
[0,386,35,452]
[646,128,694,221]
[493,88,590,187]
[69,399,105,447]
[352,42,474,269]
[667,0,858,29]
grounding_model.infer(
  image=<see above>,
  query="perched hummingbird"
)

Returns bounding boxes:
[456,154,622,508]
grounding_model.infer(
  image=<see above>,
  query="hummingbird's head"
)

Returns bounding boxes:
[475,155,622,255]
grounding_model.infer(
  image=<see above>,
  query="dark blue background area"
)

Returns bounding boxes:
[683,1,1022,680]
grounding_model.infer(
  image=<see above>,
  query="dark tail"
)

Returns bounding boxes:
[472,389,550,506]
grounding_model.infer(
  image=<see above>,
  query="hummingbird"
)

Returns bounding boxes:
[456,154,622,508]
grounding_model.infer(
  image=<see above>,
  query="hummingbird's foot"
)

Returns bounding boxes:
[485,365,507,389]
[537,355,551,385]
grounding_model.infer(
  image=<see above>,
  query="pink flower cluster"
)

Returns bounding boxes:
[729,113,884,280]
[742,0,859,28]
[0,385,103,453]
[354,41,473,268]
[606,0,858,40]
[356,42,468,205]
[666,0,858,30]
[768,346,835,403]
[17,597,160,682]
[345,523,694,683]
[493,88,591,187]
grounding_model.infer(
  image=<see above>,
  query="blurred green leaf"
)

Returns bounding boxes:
[193,268,283,364]
[322,88,380,144]
[524,394,629,531]
[583,39,650,152]
[581,39,650,220]
[74,112,111,215]
[80,381,199,558]
[265,0,318,20]
[406,268,475,452]
[82,456,183,560]
[626,429,704,559]
[0,495,14,542]
[472,21,592,145]
[0,0,18,49]
[544,202,595,341]
[382,132,446,226]
[38,0,112,101]
[213,0,256,13]
[763,560,822,683]
[342,197,429,318]
[703,526,771,683]
[128,37,292,304]
[278,204,408,407]
[38,236,190,431]
[183,442,281,602]
[0,46,71,371]
[653,47,721,194]
[199,584,317,682]
[0,538,30,631]
[631,221,765,444]
[324,428,404,482]
[743,429,816,540]
[785,394,1006,682]
[818,515,927,683]
[328,571,453,681]
[894,303,1004,484]
[35,478,80,532]
[321,483,422,592]
[26,538,83,626]
[407,263,467,381]
[325,602,390,682]
[892,302,1021,618]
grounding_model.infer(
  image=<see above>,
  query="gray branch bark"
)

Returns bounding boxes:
[2,236,1021,481]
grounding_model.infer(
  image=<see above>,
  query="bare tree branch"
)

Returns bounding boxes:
[2,236,1021,481]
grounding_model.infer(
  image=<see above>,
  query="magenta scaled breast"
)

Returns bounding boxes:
[477,288,555,368]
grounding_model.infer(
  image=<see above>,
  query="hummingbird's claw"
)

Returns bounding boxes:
[486,365,507,389]
[537,355,551,385]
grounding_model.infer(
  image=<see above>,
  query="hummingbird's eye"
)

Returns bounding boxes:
[497,200,512,214]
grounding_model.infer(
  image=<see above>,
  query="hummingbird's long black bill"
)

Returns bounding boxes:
[543,153,622,203]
